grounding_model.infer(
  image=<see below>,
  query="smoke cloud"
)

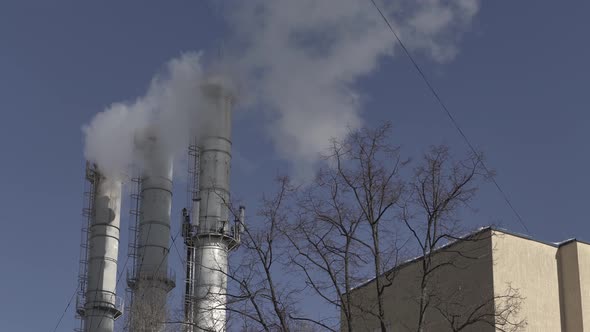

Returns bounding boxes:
[83,53,213,180]
[83,0,480,181]
[224,0,480,179]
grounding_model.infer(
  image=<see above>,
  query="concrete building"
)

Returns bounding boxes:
[345,227,590,332]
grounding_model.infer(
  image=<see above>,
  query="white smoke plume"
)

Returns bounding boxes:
[83,53,214,180]
[224,0,481,180]
[83,0,480,181]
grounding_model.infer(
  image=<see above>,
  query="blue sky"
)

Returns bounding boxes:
[0,1,588,331]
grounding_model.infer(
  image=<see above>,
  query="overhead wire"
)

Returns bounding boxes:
[53,171,113,332]
[369,0,530,234]
[172,232,188,268]
[135,228,183,299]
[96,226,185,330]
[95,214,184,330]
[51,284,79,332]
[86,260,106,330]
[94,250,132,329]
[99,170,189,329]
[98,203,187,330]
[89,174,149,330]
[147,227,184,295]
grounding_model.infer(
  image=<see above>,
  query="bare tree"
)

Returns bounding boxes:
[434,283,525,332]
[400,145,524,332]
[280,124,405,332]
[224,176,302,332]
[198,124,525,332]
[124,280,171,332]
[285,127,525,332]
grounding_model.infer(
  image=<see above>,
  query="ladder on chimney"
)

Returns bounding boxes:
[182,141,200,332]
[125,175,142,329]
[75,163,98,332]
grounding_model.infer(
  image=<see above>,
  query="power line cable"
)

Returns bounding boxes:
[51,284,79,332]
[126,229,183,331]
[54,172,110,332]
[369,0,530,234]
[118,174,187,329]
[101,203,184,329]
[133,228,183,319]
[172,233,188,268]
[86,260,106,330]
[96,174,148,330]
[150,228,183,289]
[95,251,132,329]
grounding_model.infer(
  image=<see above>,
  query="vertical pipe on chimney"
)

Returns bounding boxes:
[129,134,176,332]
[192,80,235,332]
[84,173,122,332]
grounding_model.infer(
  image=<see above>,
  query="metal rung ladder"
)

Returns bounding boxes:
[75,163,98,331]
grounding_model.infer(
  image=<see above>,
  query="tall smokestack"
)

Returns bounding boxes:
[191,79,239,331]
[128,132,176,331]
[77,164,123,332]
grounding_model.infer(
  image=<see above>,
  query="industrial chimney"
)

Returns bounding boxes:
[181,79,243,332]
[127,132,176,331]
[76,163,123,332]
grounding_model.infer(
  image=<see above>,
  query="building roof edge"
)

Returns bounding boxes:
[348,225,589,293]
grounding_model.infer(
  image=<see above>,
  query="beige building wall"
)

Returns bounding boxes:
[557,241,583,331]
[347,231,495,332]
[491,231,562,332]
[576,242,590,331]
[345,229,589,332]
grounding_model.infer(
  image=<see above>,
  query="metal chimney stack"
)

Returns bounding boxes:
[181,79,242,332]
[128,133,176,331]
[77,164,123,332]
